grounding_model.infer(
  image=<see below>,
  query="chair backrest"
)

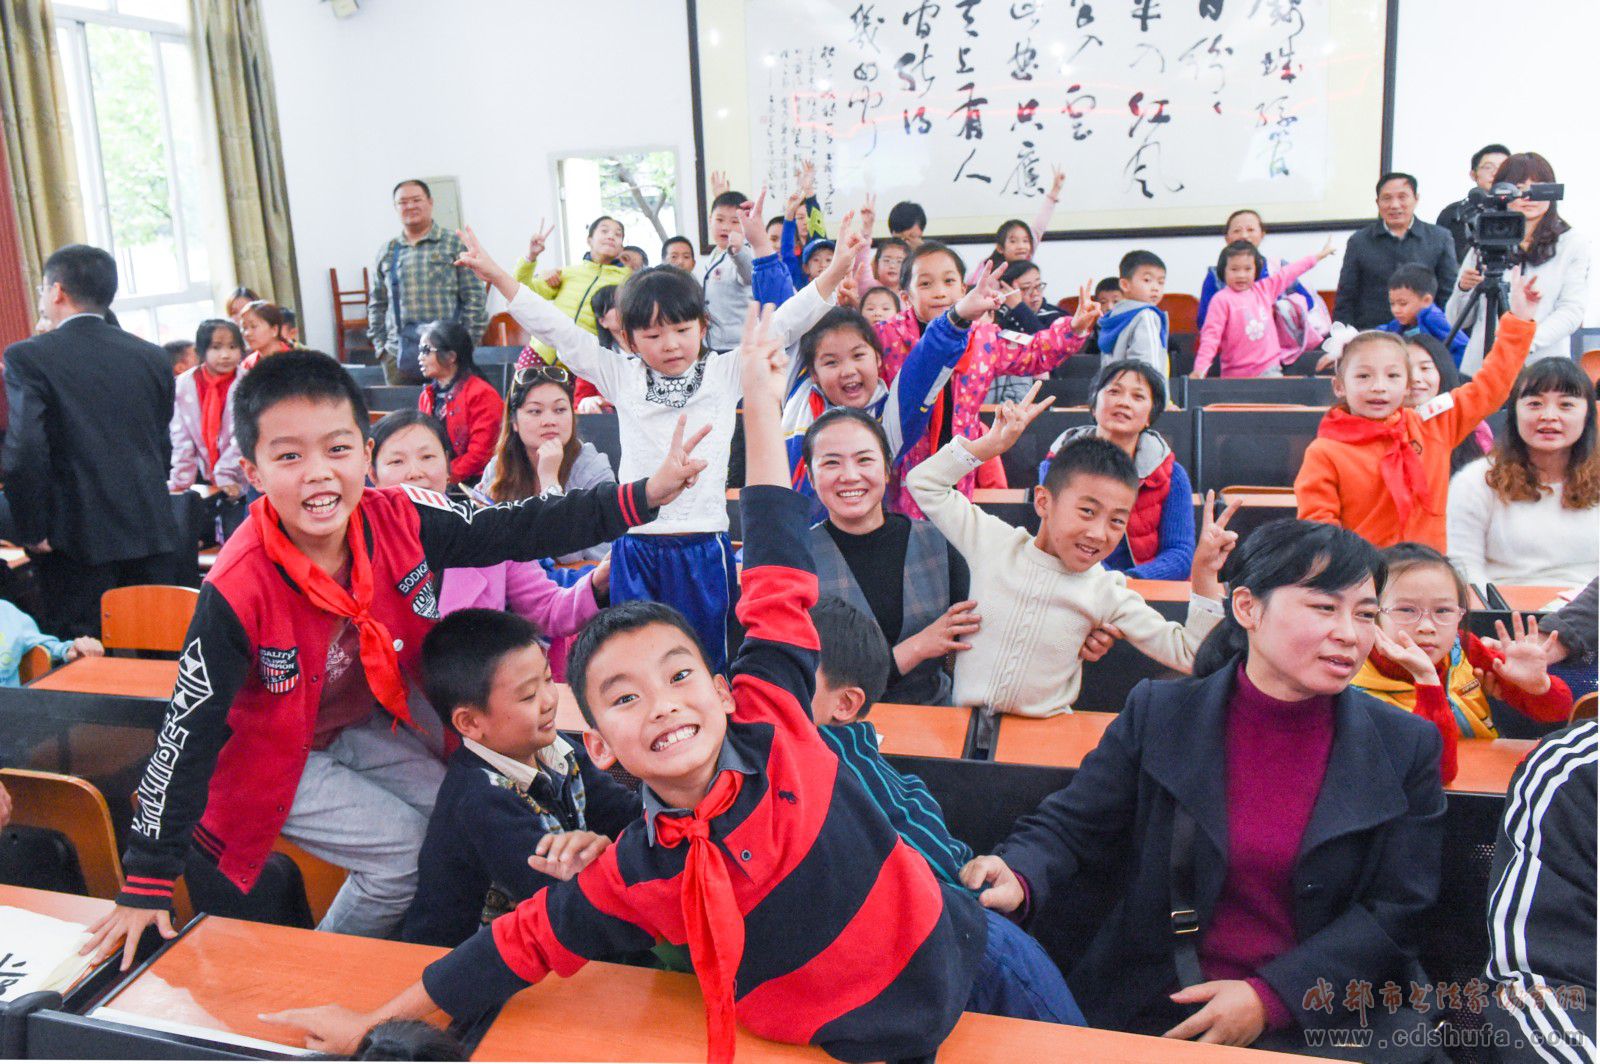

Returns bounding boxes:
[1197,405,1325,492]
[1220,484,1297,497]
[1572,692,1597,725]
[482,312,529,348]
[18,645,52,684]
[1161,293,1200,335]
[1580,350,1600,387]
[101,585,200,653]
[0,768,123,899]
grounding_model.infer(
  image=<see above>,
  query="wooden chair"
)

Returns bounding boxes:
[1055,295,1080,316]
[100,585,200,654]
[1160,293,1200,335]
[1317,289,1338,312]
[328,267,370,363]
[0,768,123,899]
[1580,349,1600,387]
[1571,692,1597,725]
[482,312,529,348]
[18,645,52,684]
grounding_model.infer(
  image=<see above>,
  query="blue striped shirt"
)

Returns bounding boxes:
[819,720,974,886]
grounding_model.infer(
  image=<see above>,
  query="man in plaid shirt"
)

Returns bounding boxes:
[368,179,487,383]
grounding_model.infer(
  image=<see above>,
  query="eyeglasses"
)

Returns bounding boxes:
[1017,282,1047,296]
[513,363,571,389]
[1381,605,1464,625]
[418,344,443,356]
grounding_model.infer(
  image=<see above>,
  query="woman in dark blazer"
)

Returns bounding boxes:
[963,520,1447,1060]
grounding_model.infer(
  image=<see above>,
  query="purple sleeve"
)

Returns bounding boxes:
[1247,976,1295,1030]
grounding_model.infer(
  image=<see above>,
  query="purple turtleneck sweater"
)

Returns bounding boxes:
[1198,665,1335,1030]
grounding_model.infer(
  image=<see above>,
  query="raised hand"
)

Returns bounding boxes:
[528,830,611,881]
[737,187,774,256]
[1069,279,1103,334]
[1317,236,1338,261]
[644,415,712,508]
[966,380,1054,463]
[1509,268,1543,319]
[959,855,1025,913]
[796,160,816,199]
[859,191,877,235]
[453,226,516,298]
[1190,491,1242,599]
[1374,626,1440,686]
[1047,164,1066,199]
[737,303,789,410]
[815,212,866,300]
[710,170,730,199]
[953,259,1005,322]
[1491,614,1556,694]
[834,274,860,308]
[526,218,554,262]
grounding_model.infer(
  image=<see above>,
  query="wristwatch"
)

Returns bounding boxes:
[945,307,971,330]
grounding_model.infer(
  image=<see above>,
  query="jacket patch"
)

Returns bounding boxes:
[259,647,300,694]
[398,561,438,619]
[401,482,472,520]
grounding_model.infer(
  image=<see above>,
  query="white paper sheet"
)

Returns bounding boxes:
[0,905,94,1002]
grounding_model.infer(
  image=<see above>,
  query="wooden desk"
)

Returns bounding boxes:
[1495,585,1568,613]
[100,915,446,1051]
[870,703,973,759]
[475,962,824,1062]
[991,712,1116,769]
[0,883,114,926]
[1448,739,1534,797]
[29,657,178,700]
[939,1011,1302,1062]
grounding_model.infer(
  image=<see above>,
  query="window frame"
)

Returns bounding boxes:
[551,146,683,267]
[53,2,216,322]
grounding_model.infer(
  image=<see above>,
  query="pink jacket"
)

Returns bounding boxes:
[876,309,1088,517]
[439,562,600,681]
[1192,254,1319,378]
[168,366,245,491]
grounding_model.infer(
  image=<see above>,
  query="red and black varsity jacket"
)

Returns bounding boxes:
[420,486,989,1063]
[118,480,656,908]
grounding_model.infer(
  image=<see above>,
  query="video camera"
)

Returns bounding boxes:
[1463,181,1564,263]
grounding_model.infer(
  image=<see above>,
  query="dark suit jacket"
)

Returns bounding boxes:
[1333,219,1459,328]
[998,661,1446,1057]
[2,315,180,563]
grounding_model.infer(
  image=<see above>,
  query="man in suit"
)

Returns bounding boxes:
[1333,172,1459,329]
[4,245,181,636]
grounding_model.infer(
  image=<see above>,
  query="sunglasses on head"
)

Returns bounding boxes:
[512,363,571,389]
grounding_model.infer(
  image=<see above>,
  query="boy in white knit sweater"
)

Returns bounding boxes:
[906,383,1240,716]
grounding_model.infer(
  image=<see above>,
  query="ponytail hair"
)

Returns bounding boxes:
[1192,520,1386,677]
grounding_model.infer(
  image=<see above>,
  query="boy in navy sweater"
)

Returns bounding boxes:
[809,596,976,888]
[401,609,639,948]
[1378,262,1468,365]
[266,308,1080,1062]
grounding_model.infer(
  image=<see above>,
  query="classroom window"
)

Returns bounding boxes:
[54,1,218,343]
[555,150,680,265]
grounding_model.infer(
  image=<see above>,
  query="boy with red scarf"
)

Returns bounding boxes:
[1295,270,1540,550]
[84,351,707,968]
[260,309,1083,1063]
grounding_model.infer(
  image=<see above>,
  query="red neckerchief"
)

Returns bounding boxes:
[654,769,746,1064]
[193,367,235,471]
[1316,407,1431,526]
[250,495,412,724]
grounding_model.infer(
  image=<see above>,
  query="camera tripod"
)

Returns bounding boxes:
[1445,252,1510,352]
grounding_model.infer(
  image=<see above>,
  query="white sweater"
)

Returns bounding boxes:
[1446,457,1600,590]
[1447,229,1591,373]
[507,281,832,535]
[906,439,1222,717]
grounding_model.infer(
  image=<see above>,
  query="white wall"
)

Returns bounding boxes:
[263,0,1595,352]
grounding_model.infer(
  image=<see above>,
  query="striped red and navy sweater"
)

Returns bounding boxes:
[421,485,988,1062]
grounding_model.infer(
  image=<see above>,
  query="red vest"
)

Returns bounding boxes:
[193,487,441,892]
[1125,451,1175,566]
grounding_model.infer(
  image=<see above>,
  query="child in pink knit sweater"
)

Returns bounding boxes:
[1193,238,1334,377]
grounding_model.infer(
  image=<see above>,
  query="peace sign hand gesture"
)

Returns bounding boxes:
[965,380,1054,463]
[1069,279,1103,335]
[1190,491,1242,600]
[526,218,554,262]
[954,259,1005,322]
[644,415,712,509]
[1490,613,1556,695]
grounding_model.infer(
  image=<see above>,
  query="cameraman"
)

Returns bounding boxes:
[1448,152,1590,372]
[1436,143,1509,265]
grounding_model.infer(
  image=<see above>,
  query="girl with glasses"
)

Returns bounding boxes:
[1352,543,1571,783]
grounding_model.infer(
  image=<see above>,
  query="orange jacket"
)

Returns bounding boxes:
[1294,314,1533,550]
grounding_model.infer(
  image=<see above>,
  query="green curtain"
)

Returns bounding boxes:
[190,0,300,313]
[0,0,86,287]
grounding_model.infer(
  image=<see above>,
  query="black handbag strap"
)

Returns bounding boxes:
[1169,804,1206,989]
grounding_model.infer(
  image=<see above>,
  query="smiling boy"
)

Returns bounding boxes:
[82,352,703,968]
[265,309,1082,1062]
[907,382,1237,716]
